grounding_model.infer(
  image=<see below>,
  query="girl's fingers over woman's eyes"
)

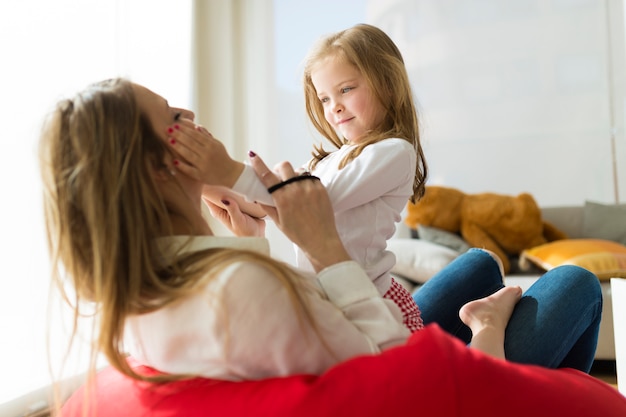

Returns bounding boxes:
[167,135,195,164]
[195,125,211,136]
[171,157,200,180]
[167,124,206,157]
[167,120,202,147]
[167,135,207,176]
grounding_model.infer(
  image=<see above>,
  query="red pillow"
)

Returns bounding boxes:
[61,324,626,417]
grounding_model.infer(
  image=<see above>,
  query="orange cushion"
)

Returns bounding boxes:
[520,239,626,280]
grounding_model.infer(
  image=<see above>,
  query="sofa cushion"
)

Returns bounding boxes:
[582,201,626,245]
[417,225,471,253]
[540,206,584,238]
[519,238,626,280]
[388,238,459,284]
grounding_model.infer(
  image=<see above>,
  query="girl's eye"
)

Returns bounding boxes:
[341,87,353,94]
[174,112,182,121]
[320,97,329,103]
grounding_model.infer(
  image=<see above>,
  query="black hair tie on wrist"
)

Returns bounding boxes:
[267,175,320,194]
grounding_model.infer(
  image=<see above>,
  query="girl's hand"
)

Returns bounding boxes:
[166,119,244,188]
[202,185,266,219]
[247,151,351,271]
[204,196,266,238]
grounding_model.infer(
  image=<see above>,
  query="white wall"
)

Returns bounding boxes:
[367,0,625,207]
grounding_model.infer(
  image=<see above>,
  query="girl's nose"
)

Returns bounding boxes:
[331,100,343,113]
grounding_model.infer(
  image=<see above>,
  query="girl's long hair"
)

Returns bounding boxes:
[303,23,428,202]
[39,78,320,386]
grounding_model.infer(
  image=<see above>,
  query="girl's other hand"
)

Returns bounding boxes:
[204,196,266,238]
[202,185,266,219]
[166,120,244,188]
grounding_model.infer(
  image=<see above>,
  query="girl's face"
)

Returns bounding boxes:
[311,56,386,144]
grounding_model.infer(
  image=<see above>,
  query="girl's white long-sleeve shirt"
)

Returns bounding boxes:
[125,235,410,381]
[233,138,416,295]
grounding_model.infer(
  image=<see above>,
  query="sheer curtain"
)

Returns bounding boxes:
[0,0,192,406]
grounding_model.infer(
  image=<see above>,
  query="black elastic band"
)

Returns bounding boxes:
[267,175,320,194]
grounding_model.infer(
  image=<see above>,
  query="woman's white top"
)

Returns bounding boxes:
[233,138,416,295]
[125,235,410,381]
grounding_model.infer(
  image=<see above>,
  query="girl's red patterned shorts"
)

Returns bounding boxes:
[383,278,424,333]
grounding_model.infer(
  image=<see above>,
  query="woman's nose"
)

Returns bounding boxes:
[174,107,195,121]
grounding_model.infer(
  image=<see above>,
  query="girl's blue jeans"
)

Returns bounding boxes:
[412,248,602,372]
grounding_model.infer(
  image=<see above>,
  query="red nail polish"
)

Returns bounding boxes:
[248,150,256,157]
[173,160,179,166]
[170,138,176,145]
[167,127,174,134]
[174,124,180,130]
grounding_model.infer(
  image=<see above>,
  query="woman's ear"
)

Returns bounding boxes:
[150,156,176,182]
[153,167,175,182]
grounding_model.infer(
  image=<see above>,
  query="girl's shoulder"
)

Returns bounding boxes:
[361,137,415,156]
[371,137,413,149]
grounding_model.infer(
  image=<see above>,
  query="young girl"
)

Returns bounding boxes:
[172,24,428,332]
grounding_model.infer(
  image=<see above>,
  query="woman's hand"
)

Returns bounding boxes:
[246,151,351,271]
[166,119,244,188]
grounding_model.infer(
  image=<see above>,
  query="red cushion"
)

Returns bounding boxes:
[61,324,626,417]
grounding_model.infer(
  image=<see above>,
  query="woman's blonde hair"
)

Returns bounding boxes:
[39,78,319,385]
[303,23,427,202]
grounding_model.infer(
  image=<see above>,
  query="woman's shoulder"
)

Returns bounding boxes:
[210,258,308,297]
[212,259,279,285]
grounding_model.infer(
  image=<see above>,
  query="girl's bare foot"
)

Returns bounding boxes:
[460,286,522,333]
[459,286,522,359]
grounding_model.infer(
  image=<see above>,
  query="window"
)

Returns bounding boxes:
[0,0,192,404]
